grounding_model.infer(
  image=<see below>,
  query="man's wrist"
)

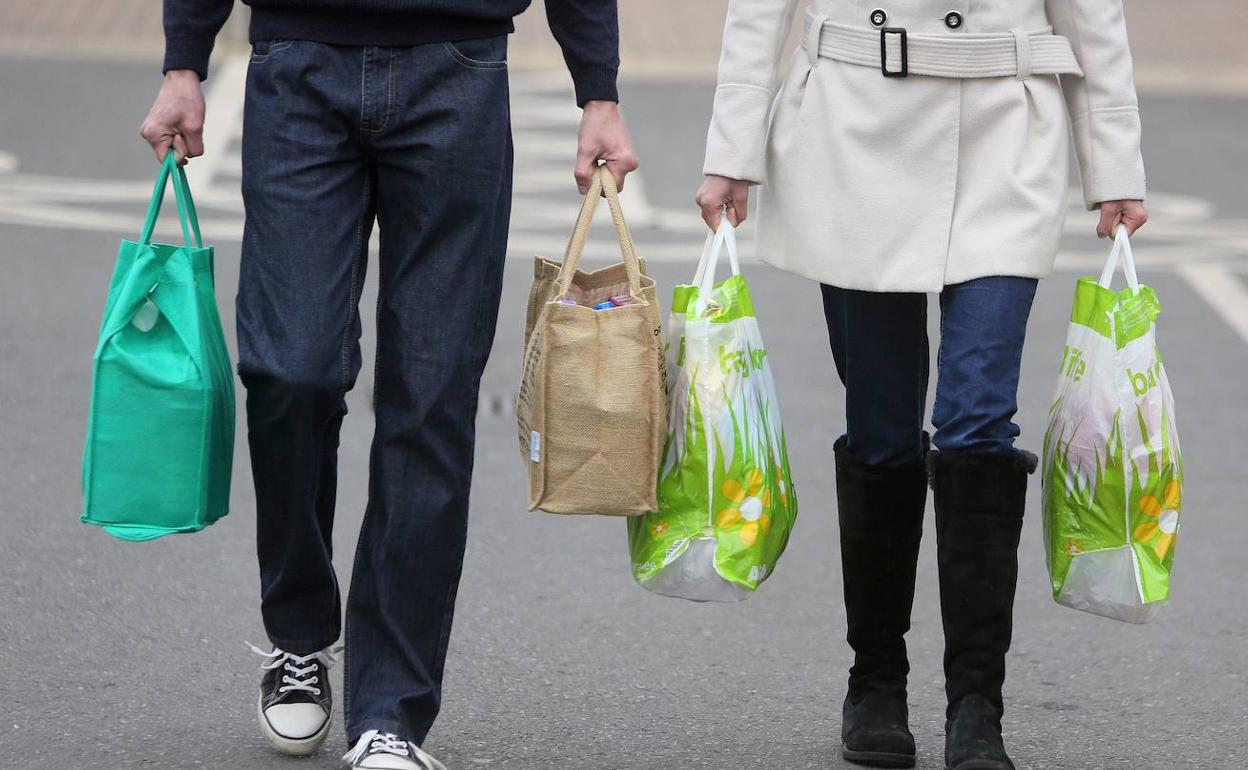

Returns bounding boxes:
[582,100,620,114]
[569,66,619,108]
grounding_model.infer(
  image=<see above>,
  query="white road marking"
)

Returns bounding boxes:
[183,55,248,192]
[1175,265,1248,347]
[3,57,1248,349]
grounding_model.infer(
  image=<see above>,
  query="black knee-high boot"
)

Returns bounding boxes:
[929,449,1036,770]
[835,437,928,768]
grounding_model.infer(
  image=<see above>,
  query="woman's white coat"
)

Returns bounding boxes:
[703,0,1146,291]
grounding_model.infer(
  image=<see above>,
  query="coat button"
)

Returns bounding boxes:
[943,11,964,29]
[870,8,888,27]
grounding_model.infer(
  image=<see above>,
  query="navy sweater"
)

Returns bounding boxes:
[164,0,618,105]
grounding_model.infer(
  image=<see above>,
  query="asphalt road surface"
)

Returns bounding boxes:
[2,54,1246,769]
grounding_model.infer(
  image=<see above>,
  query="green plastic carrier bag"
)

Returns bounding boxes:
[81,153,235,541]
[1042,229,1182,623]
[629,222,797,602]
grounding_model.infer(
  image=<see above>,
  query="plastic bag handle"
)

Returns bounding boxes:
[691,213,742,290]
[1098,226,1140,294]
[692,219,741,314]
[554,165,643,299]
[138,152,203,249]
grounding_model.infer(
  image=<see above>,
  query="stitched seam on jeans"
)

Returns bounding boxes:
[341,179,369,393]
[360,48,372,134]
[249,39,293,63]
[429,545,465,710]
[363,50,397,133]
[383,52,395,131]
[443,41,507,70]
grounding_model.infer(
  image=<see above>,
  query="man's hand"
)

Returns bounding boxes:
[140,70,206,164]
[575,101,638,194]
[1097,199,1148,238]
[696,175,750,230]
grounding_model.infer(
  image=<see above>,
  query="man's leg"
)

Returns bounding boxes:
[238,40,373,656]
[342,37,512,746]
[821,286,929,768]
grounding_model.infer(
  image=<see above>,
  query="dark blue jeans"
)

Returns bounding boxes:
[236,36,512,745]
[821,277,1038,467]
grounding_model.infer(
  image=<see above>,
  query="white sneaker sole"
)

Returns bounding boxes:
[257,697,332,756]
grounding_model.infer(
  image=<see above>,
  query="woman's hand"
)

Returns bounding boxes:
[696,175,750,230]
[1097,199,1148,238]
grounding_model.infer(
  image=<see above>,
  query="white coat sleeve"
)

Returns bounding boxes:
[1048,0,1147,208]
[701,0,801,185]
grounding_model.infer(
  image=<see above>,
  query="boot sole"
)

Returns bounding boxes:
[842,746,917,768]
[946,761,1013,770]
[257,697,331,756]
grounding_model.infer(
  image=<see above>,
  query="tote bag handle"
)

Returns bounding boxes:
[1098,226,1140,295]
[692,219,741,315]
[137,152,204,249]
[555,165,644,299]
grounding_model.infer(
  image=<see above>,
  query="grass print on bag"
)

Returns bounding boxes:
[517,166,666,515]
[1042,228,1182,623]
[82,152,235,540]
[629,222,798,602]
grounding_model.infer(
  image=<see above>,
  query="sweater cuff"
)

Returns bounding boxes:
[163,34,216,81]
[1072,107,1147,209]
[569,66,618,107]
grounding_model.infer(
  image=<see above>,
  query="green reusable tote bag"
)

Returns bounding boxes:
[81,153,235,540]
[629,221,798,601]
[1041,229,1182,623]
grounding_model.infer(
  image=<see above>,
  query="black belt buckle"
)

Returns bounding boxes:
[880,27,908,77]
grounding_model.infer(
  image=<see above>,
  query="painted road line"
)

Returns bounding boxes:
[1176,265,1248,347]
[184,55,248,192]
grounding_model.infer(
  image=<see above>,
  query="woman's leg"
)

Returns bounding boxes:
[929,276,1039,770]
[821,285,929,768]
[822,285,930,466]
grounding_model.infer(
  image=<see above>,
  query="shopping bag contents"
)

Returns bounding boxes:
[629,222,797,602]
[517,165,666,515]
[82,152,235,540]
[1042,228,1182,623]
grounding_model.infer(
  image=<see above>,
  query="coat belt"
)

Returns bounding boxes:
[803,13,1085,79]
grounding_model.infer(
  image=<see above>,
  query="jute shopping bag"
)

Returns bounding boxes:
[517,166,665,515]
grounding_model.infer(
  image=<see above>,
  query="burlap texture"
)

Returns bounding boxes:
[517,167,665,515]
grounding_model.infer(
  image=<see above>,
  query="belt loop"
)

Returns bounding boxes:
[805,14,829,67]
[1011,28,1033,80]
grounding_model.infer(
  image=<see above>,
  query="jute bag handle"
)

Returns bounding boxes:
[554,165,644,299]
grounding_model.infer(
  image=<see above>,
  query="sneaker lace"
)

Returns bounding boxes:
[246,641,342,696]
[344,730,441,768]
[344,730,410,761]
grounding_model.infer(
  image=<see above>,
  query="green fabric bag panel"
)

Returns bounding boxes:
[82,153,236,540]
